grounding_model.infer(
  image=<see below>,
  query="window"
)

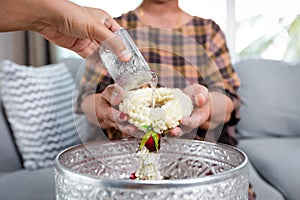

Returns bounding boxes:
[236,0,300,62]
[57,0,300,62]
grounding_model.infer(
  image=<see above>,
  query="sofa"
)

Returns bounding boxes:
[0,57,295,200]
[0,58,96,200]
[235,58,300,200]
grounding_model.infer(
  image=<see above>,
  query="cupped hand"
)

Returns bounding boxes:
[94,85,138,135]
[169,84,213,137]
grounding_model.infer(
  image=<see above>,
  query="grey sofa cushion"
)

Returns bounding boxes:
[0,168,54,200]
[234,59,300,138]
[0,99,22,171]
[248,161,284,200]
[239,137,300,200]
[62,58,85,79]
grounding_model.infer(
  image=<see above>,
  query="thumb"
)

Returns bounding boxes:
[195,91,208,107]
[183,84,209,107]
[101,30,131,62]
[96,19,130,62]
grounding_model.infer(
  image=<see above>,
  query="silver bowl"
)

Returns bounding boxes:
[54,139,249,200]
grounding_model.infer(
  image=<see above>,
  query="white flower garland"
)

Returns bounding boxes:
[119,87,193,133]
[135,148,163,180]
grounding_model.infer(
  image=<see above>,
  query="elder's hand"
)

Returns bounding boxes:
[81,84,138,136]
[170,84,235,137]
[170,84,211,136]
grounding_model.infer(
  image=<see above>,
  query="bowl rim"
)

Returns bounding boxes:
[54,139,248,189]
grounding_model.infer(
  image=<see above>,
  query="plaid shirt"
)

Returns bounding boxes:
[78,11,241,146]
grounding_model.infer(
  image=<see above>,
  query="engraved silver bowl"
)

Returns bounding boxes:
[54,139,249,200]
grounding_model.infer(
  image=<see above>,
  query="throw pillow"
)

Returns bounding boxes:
[0,60,87,170]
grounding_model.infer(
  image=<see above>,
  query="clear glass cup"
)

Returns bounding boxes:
[99,28,152,90]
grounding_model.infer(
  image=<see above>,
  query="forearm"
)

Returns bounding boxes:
[0,0,64,32]
[200,91,234,130]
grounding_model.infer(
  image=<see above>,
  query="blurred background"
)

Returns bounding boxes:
[0,0,299,65]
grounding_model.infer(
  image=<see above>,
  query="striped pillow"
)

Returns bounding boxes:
[0,60,87,170]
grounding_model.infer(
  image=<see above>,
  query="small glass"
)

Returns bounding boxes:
[99,28,152,90]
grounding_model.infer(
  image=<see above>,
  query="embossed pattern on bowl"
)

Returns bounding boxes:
[55,139,249,200]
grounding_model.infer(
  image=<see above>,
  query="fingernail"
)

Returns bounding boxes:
[198,93,207,105]
[200,92,206,100]
[181,120,189,126]
[119,50,131,61]
[170,127,182,137]
[120,112,127,119]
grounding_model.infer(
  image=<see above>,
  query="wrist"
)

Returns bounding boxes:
[29,0,63,32]
[208,91,234,125]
